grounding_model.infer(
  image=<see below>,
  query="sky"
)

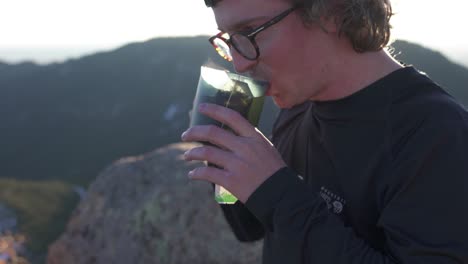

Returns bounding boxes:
[0,0,467,66]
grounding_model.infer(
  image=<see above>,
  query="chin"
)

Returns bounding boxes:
[271,96,292,109]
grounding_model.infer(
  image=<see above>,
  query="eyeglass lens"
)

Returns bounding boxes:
[212,38,232,61]
[231,35,257,59]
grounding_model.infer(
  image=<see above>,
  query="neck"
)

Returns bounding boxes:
[313,48,403,102]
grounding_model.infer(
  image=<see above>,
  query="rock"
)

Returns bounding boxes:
[47,143,262,264]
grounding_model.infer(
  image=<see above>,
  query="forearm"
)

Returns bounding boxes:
[220,202,265,242]
[209,181,265,241]
[244,167,394,263]
[245,167,468,264]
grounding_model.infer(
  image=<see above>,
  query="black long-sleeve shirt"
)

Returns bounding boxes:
[220,67,468,263]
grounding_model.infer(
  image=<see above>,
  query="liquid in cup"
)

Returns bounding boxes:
[189,66,268,204]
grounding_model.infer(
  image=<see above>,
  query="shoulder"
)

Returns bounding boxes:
[389,67,467,127]
[388,67,468,156]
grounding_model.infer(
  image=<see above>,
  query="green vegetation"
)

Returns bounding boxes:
[0,179,78,254]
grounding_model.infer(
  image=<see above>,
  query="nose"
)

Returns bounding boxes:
[231,49,257,73]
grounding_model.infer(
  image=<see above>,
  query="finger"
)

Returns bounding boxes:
[188,166,229,187]
[198,103,258,138]
[182,125,240,151]
[184,145,234,169]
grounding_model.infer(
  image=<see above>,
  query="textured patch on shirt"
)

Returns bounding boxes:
[319,186,346,214]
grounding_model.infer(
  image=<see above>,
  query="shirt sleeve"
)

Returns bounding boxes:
[244,120,468,263]
[219,201,265,242]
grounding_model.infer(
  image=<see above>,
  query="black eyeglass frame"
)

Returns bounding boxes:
[204,0,220,7]
[209,6,299,61]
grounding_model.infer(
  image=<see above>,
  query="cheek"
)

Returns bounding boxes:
[257,25,314,90]
[266,43,305,89]
[262,38,299,78]
[259,27,298,67]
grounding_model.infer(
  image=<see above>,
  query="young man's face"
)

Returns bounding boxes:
[212,0,337,108]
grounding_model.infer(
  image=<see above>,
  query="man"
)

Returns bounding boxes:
[181,0,468,263]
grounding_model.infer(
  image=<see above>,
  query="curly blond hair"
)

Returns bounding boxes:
[292,0,393,52]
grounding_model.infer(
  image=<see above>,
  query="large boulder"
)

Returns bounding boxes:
[47,143,262,264]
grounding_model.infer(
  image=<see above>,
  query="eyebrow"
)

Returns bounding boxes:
[218,16,270,33]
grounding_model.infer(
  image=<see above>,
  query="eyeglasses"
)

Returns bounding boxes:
[204,0,219,7]
[209,6,298,61]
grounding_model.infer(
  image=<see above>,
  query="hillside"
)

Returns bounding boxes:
[0,37,231,185]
